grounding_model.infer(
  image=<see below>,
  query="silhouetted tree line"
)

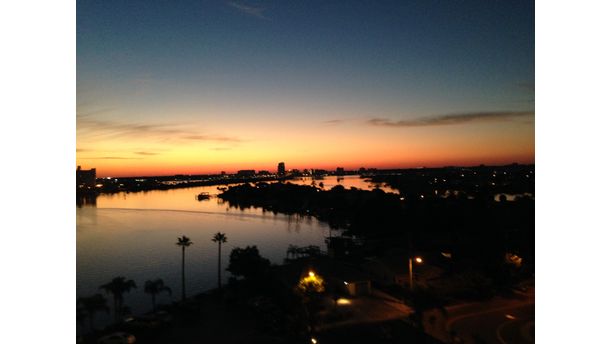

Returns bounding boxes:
[367,164,534,200]
[77,277,169,332]
[219,178,534,286]
[77,233,228,334]
[88,175,281,194]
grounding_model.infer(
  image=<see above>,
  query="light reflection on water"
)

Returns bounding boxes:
[494,193,534,201]
[287,175,398,194]
[76,175,390,329]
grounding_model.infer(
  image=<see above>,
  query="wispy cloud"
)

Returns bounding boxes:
[134,151,159,156]
[76,107,116,118]
[367,111,534,127]
[77,117,243,143]
[182,134,243,142]
[322,119,345,126]
[85,156,143,160]
[227,1,269,20]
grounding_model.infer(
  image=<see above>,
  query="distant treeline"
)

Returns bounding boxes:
[78,175,282,195]
[367,164,534,199]
[219,176,534,278]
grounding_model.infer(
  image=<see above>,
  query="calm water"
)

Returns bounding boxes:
[286,174,398,193]
[76,175,394,329]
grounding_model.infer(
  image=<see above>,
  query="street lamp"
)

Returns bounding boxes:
[409,256,423,291]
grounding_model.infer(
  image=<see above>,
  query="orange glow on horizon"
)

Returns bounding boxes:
[77,154,534,178]
[77,113,534,177]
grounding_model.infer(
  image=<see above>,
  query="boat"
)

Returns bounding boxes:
[217,186,228,191]
[197,192,211,201]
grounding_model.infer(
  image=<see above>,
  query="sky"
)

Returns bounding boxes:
[77,0,534,177]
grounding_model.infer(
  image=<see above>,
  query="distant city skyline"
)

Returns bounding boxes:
[77,0,534,177]
[82,161,533,179]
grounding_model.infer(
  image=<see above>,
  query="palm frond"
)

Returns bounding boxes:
[212,232,228,243]
[176,235,193,246]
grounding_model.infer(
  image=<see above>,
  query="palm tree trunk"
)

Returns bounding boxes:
[114,297,119,322]
[181,246,186,301]
[217,242,222,289]
[89,313,94,332]
[152,293,156,311]
[117,298,125,321]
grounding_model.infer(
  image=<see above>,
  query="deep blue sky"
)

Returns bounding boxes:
[77,0,535,175]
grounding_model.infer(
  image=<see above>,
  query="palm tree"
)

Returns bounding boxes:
[99,277,137,321]
[212,232,228,289]
[77,294,109,331]
[144,279,172,311]
[176,235,193,301]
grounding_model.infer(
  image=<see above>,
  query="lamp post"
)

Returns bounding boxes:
[409,256,423,292]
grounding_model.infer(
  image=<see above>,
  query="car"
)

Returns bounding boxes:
[121,315,161,330]
[97,332,136,344]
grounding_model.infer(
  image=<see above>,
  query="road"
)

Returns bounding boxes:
[441,290,534,344]
[318,288,413,330]
[317,287,534,343]
[449,301,534,343]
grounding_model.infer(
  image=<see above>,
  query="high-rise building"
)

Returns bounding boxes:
[277,162,286,176]
[76,166,96,189]
[237,170,256,177]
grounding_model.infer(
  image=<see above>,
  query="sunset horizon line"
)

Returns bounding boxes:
[78,158,535,179]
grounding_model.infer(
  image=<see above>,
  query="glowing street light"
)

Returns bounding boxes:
[298,270,325,294]
[409,256,423,291]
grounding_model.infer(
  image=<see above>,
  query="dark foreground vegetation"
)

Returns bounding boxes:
[219,164,534,290]
[79,244,448,344]
[78,165,534,343]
